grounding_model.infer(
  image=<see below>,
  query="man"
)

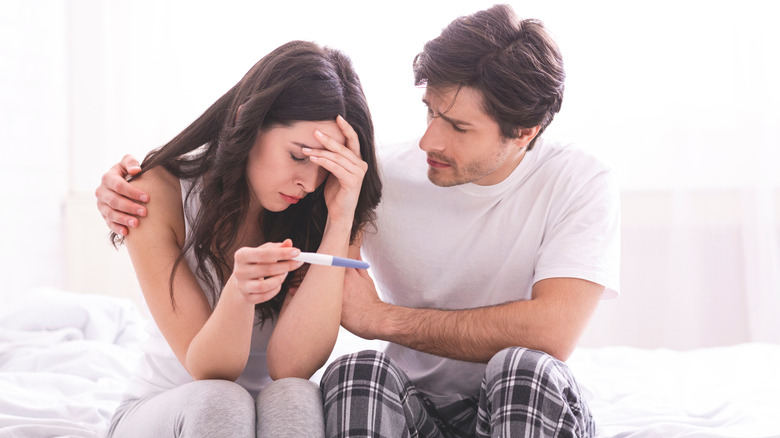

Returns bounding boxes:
[97,5,619,437]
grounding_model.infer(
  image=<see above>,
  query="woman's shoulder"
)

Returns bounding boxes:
[128,166,185,241]
[130,166,180,195]
[130,166,184,212]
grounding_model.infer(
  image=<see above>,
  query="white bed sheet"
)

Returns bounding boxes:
[568,343,780,437]
[1,288,778,438]
[0,288,146,438]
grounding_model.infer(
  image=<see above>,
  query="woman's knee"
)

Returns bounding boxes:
[178,380,255,435]
[258,377,322,413]
[257,377,324,438]
[183,379,254,412]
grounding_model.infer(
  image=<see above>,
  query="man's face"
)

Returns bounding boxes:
[419,86,524,187]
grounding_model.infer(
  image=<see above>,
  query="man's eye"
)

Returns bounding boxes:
[290,153,306,163]
[452,124,467,133]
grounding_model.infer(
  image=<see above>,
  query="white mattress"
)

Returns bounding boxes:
[1,288,778,438]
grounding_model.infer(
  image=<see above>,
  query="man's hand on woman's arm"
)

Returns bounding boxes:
[340,272,603,363]
[95,154,149,236]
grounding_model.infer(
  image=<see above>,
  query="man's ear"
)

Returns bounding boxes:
[512,125,541,149]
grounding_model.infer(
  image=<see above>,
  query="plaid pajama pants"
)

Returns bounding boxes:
[320,347,594,438]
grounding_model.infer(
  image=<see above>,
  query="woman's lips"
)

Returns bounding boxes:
[426,157,451,169]
[280,193,301,204]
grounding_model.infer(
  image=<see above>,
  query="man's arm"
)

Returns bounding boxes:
[95,155,148,236]
[341,271,602,363]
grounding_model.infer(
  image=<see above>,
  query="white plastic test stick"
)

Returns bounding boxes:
[292,252,370,269]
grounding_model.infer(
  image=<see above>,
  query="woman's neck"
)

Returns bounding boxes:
[236,207,264,249]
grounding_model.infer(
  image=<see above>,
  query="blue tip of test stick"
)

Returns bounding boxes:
[331,256,370,270]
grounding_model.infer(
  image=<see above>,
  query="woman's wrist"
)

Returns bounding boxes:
[324,215,354,236]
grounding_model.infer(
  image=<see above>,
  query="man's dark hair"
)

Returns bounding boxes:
[413,4,565,149]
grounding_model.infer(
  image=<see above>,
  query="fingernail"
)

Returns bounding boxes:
[129,219,138,227]
[119,228,127,236]
[140,194,149,202]
[137,209,146,216]
[314,130,324,137]
[301,147,311,153]
[291,248,301,257]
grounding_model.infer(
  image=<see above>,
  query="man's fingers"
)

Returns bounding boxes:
[98,199,139,227]
[121,154,142,174]
[101,168,149,204]
[107,220,129,237]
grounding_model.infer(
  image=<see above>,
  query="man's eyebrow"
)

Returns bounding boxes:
[421,97,472,127]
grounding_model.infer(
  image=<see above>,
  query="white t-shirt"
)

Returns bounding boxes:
[361,137,620,398]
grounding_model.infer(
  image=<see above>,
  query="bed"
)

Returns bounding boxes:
[2,288,778,438]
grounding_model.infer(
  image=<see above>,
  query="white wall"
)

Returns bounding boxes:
[2,0,779,349]
[0,1,69,299]
[581,189,780,349]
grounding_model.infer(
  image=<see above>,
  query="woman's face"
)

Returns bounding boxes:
[246,120,345,212]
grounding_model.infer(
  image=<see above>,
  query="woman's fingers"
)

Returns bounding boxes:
[240,272,287,295]
[302,122,367,183]
[231,242,304,303]
[303,147,366,184]
[336,115,361,158]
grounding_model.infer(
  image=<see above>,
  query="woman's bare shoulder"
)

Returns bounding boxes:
[130,166,180,198]
[128,166,185,243]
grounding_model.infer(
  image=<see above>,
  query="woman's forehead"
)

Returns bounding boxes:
[279,120,345,148]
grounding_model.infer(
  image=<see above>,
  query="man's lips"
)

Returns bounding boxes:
[426,157,451,169]
[280,193,301,204]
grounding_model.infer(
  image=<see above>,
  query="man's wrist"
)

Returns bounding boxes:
[369,303,407,343]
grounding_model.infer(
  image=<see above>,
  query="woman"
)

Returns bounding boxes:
[107,40,381,437]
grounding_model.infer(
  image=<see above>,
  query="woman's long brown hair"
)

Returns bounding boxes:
[112,41,382,322]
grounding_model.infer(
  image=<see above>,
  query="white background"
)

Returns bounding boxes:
[1,0,779,349]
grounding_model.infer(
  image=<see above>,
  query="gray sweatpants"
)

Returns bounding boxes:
[109,378,325,438]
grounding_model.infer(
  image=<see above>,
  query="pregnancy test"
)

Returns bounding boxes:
[292,252,370,269]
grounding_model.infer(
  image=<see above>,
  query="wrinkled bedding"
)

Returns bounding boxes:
[1,288,778,438]
[0,288,145,437]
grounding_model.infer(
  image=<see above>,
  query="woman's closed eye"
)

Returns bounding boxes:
[290,152,307,163]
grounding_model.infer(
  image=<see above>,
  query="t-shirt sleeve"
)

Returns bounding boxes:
[533,169,621,299]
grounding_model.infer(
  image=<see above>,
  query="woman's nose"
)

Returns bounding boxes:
[296,166,326,193]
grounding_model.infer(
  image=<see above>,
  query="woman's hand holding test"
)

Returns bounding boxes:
[228,239,303,305]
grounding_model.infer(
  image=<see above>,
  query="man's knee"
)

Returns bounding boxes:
[321,349,397,391]
[487,347,559,378]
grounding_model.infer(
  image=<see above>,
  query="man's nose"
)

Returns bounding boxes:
[419,118,446,152]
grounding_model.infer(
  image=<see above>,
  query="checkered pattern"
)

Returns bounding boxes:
[320,348,593,438]
[476,348,594,437]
